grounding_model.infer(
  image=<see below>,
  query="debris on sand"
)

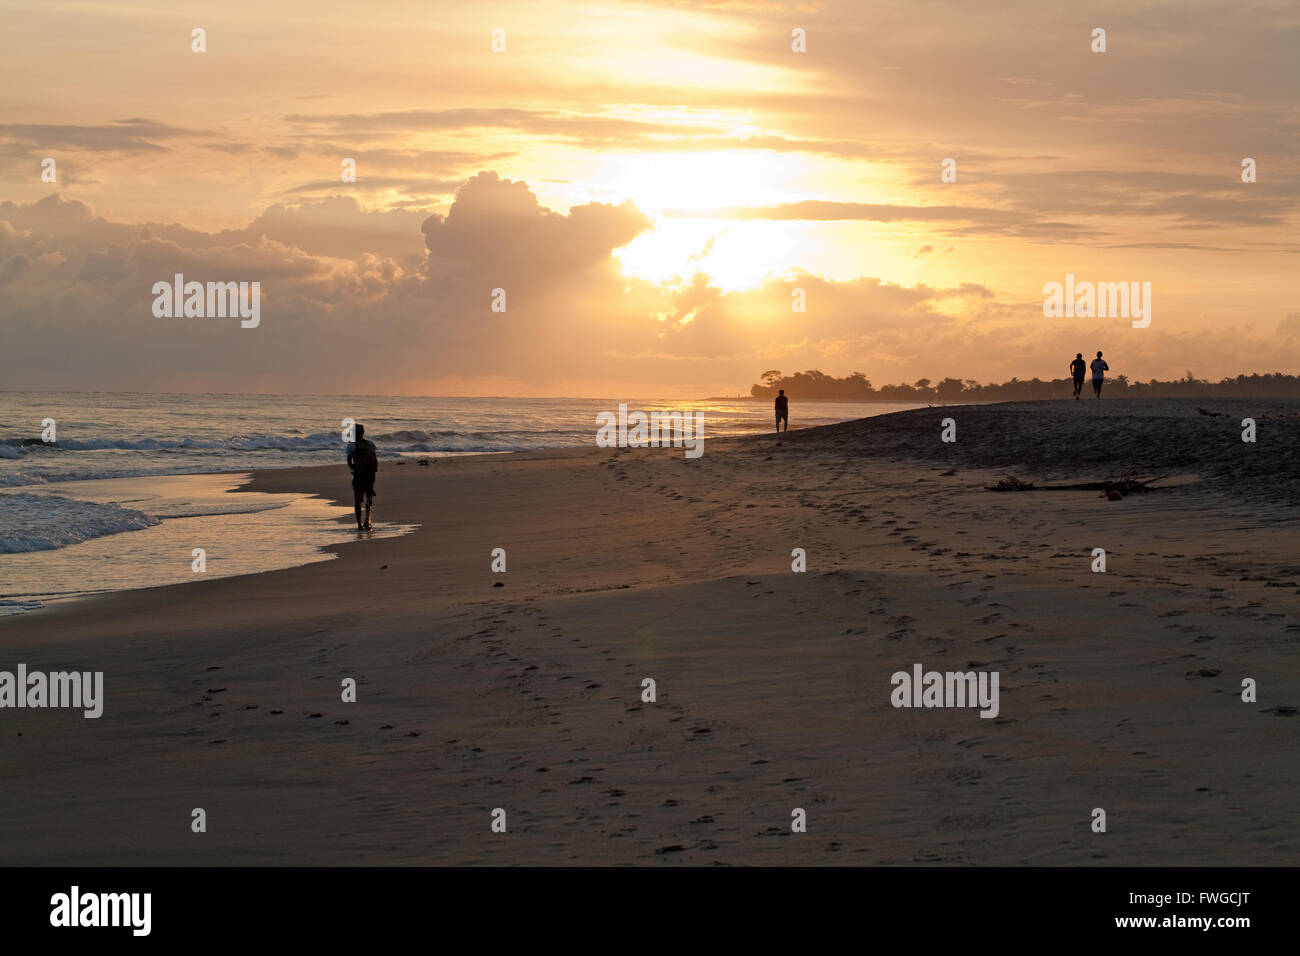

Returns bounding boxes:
[986,475,1035,491]
[1097,473,1165,498]
[985,471,1166,496]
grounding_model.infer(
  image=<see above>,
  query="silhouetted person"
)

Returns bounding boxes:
[1070,353,1087,399]
[1090,351,1110,398]
[346,423,379,530]
[775,389,789,433]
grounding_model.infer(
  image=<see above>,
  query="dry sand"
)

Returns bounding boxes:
[1,398,1297,865]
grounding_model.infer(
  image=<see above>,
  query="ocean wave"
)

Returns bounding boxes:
[56,433,346,452]
[0,472,49,487]
[0,599,45,617]
[375,429,460,442]
[2,432,352,452]
[2,429,594,457]
[0,493,161,553]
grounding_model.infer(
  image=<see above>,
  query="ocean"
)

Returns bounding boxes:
[0,392,922,613]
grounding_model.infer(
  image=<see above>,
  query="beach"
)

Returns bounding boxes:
[1,398,1296,865]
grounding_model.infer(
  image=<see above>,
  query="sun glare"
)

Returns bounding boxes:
[602,149,797,214]
[614,219,793,293]
[602,150,811,292]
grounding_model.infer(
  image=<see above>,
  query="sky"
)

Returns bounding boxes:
[1,0,1297,397]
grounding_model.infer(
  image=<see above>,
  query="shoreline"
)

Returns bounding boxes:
[0,471,415,616]
[1,402,1296,865]
[5,394,1297,613]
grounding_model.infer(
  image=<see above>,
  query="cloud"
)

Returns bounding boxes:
[283,177,462,198]
[0,173,1293,396]
[667,200,1107,241]
[281,107,905,160]
[284,108,706,143]
[0,179,659,393]
[0,119,200,153]
[422,171,651,276]
[226,197,434,261]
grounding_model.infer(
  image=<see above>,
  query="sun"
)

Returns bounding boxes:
[598,150,808,292]
[613,218,789,293]
[600,149,797,214]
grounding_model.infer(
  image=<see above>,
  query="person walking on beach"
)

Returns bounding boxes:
[1069,353,1087,399]
[1090,351,1110,398]
[346,423,379,530]
[775,389,789,433]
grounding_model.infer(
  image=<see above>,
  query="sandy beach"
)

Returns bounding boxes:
[1,399,1296,866]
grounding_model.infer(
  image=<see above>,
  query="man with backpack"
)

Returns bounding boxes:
[346,423,379,530]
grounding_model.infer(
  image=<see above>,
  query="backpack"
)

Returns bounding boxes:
[353,439,378,473]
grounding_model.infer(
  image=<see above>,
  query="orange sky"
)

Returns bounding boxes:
[2,0,1297,396]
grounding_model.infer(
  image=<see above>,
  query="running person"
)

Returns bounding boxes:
[1090,351,1109,398]
[1069,353,1087,399]
[346,423,379,530]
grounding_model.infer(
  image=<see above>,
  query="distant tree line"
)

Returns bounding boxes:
[749,369,1300,402]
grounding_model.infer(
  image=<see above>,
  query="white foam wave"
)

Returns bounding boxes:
[0,493,161,553]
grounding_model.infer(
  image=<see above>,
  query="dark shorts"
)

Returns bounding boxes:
[352,472,376,496]
[776,411,788,421]
[1073,375,1085,383]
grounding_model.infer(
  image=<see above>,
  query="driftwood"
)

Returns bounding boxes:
[986,472,1166,496]
[986,475,1035,491]
[1093,474,1166,497]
